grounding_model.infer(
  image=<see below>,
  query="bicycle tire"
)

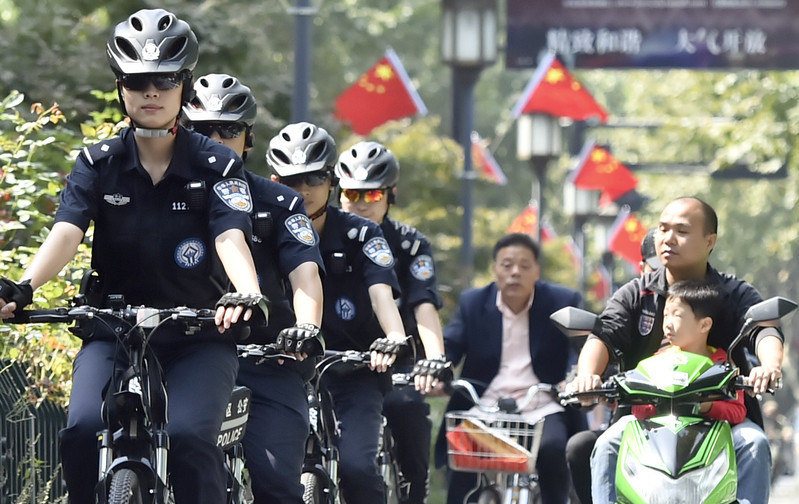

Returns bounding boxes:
[381,460,400,504]
[476,486,502,504]
[301,471,327,504]
[108,469,145,504]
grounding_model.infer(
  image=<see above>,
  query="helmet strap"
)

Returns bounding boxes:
[309,189,333,221]
[133,118,180,138]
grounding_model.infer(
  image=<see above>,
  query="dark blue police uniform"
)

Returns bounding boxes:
[238,172,324,504]
[319,206,400,504]
[380,217,443,504]
[56,126,251,504]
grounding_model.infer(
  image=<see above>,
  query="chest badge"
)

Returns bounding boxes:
[639,308,656,336]
[174,238,206,269]
[103,193,131,206]
[335,296,356,321]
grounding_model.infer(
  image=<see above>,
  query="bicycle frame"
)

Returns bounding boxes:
[300,349,401,504]
[10,298,238,504]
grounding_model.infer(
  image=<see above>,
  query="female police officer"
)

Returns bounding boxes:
[184,73,325,503]
[0,10,265,504]
[268,122,408,503]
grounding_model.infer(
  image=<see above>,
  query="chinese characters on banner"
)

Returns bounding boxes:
[506,0,799,69]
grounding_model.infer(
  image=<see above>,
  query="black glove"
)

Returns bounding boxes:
[412,356,454,383]
[276,323,324,356]
[369,337,408,357]
[0,278,33,310]
[215,293,270,326]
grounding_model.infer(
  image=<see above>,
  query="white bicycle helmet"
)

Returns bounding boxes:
[267,122,337,177]
[335,141,399,190]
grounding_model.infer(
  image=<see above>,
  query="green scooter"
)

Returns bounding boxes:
[553,296,796,504]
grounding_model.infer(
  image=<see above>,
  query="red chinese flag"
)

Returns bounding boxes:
[334,49,428,135]
[507,204,539,236]
[607,207,649,270]
[569,141,638,207]
[471,132,507,185]
[540,221,557,243]
[590,264,612,302]
[511,53,608,123]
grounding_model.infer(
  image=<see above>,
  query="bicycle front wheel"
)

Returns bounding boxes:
[301,471,328,504]
[108,468,145,504]
[476,486,502,504]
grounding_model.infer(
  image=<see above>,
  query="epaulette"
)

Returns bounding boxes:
[80,137,126,167]
[258,179,304,213]
[195,149,242,178]
[347,224,371,243]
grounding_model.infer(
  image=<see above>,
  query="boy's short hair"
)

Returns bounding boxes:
[492,233,540,260]
[667,279,723,321]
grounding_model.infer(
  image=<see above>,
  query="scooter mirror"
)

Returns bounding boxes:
[743,296,798,327]
[550,307,603,338]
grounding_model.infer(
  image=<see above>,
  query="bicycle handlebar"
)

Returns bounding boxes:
[448,378,561,414]
[8,305,217,325]
[237,343,297,361]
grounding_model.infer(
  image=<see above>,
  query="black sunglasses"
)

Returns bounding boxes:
[120,73,183,91]
[189,122,248,139]
[280,171,331,188]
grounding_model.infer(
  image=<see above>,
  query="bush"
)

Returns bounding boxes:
[0,90,115,407]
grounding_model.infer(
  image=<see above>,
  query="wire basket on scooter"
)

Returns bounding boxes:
[445,410,544,474]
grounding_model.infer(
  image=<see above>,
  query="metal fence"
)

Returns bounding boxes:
[0,360,67,504]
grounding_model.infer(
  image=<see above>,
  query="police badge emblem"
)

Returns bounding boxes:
[285,214,316,246]
[142,40,160,61]
[362,237,394,267]
[335,297,356,321]
[410,254,434,280]
[213,179,253,212]
[174,238,206,269]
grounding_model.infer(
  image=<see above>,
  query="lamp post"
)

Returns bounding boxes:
[441,0,498,288]
[564,183,599,296]
[516,113,562,241]
[290,0,316,122]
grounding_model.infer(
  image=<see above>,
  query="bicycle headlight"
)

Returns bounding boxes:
[621,449,731,503]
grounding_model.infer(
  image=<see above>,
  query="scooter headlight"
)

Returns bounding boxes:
[621,450,731,503]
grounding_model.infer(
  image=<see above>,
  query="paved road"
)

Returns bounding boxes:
[771,471,799,503]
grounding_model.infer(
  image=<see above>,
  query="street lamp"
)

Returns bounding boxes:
[441,0,498,288]
[516,113,563,240]
[564,183,599,295]
[290,0,317,122]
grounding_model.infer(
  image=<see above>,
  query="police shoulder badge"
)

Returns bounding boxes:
[285,214,316,246]
[362,237,394,268]
[410,254,434,281]
[213,178,252,212]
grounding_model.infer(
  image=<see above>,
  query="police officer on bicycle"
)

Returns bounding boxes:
[336,141,451,503]
[268,122,408,503]
[183,73,325,503]
[0,9,266,504]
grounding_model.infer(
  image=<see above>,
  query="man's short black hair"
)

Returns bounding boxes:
[492,233,540,260]
[667,278,722,321]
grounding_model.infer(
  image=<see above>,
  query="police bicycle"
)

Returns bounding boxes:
[444,380,559,504]
[9,295,263,504]
[295,349,407,504]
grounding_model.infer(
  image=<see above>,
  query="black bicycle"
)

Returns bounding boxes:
[291,349,406,504]
[10,296,260,504]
